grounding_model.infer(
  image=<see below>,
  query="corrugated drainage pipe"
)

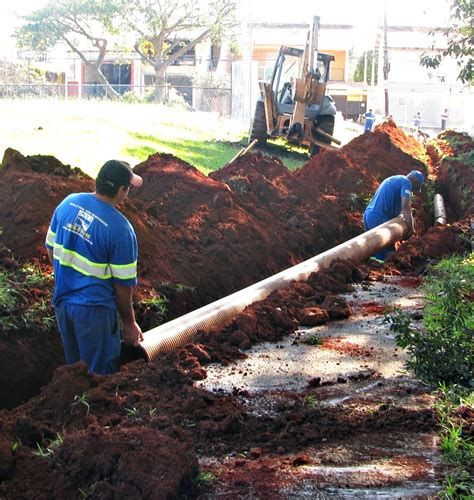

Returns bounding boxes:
[434,193,447,226]
[137,215,408,362]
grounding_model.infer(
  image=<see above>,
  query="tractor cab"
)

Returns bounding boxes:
[248,16,339,156]
[271,47,335,121]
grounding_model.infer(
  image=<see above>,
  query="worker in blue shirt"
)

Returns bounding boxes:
[363,109,375,132]
[363,170,425,261]
[45,160,144,374]
[413,112,422,130]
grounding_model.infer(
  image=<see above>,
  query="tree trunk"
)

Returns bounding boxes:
[63,36,118,100]
[87,63,120,100]
[151,63,168,102]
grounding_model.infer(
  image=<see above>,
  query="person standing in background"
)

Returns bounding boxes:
[413,112,422,130]
[364,109,375,132]
[441,109,448,130]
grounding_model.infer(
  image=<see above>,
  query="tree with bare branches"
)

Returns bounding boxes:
[117,0,237,101]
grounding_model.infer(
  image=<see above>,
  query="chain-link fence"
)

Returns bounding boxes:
[0,82,233,116]
[0,54,472,134]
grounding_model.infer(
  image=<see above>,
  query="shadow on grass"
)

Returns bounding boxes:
[126,132,310,174]
[257,140,310,170]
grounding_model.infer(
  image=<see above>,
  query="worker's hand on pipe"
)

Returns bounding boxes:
[122,321,144,347]
[404,225,415,238]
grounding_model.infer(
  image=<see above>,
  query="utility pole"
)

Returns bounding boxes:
[363,51,368,86]
[383,0,390,116]
[247,7,253,124]
[371,46,376,86]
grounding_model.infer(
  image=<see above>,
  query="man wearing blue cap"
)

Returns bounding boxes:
[45,160,144,374]
[363,170,425,261]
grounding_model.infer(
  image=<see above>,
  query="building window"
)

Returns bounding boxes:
[258,61,275,82]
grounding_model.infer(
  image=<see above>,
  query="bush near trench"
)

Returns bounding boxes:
[387,254,474,388]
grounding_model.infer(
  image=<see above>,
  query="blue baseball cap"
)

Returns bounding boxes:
[408,170,425,191]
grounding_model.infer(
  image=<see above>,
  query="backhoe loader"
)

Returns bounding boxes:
[249,16,339,156]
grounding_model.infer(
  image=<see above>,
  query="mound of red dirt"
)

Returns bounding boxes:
[132,152,356,303]
[387,221,472,273]
[0,149,92,262]
[295,121,430,224]
[438,130,474,156]
[0,351,436,499]
[0,148,359,306]
[297,120,429,194]
[0,362,200,498]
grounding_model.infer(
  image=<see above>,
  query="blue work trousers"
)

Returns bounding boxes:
[363,209,394,260]
[55,302,121,375]
[364,120,374,131]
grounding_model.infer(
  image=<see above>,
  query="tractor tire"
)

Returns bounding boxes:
[249,101,268,146]
[310,115,335,156]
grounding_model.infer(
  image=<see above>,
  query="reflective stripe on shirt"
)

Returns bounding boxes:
[45,227,56,247]
[52,243,137,280]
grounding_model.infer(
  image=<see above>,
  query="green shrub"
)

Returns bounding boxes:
[0,265,55,333]
[436,384,474,498]
[120,91,144,104]
[458,149,474,170]
[390,255,473,387]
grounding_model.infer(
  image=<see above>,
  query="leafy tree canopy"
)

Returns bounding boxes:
[15,0,119,54]
[420,0,473,83]
[14,0,238,100]
[352,51,378,86]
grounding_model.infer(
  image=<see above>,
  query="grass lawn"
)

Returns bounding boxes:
[0,98,360,177]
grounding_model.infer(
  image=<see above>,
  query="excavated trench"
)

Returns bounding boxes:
[0,122,472,497]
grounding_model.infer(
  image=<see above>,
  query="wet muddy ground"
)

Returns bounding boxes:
[200,277,422,393]
[0,124,472,497]
[194,277,441,498]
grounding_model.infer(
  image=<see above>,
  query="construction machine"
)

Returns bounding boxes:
[249,16,340,156]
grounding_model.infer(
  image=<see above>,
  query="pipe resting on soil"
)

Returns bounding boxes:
[137,216,408,361]
[434,194,447,226]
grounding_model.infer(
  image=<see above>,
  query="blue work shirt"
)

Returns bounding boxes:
[365,175,413,220]
[45,193,138,309]
[364,111,375,124]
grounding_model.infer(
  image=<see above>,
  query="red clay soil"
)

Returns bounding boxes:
[0,125,472,497]
[0,359,438,499]
[0,148,359,303]
[296,120,429,197]
[387,221,472,274]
